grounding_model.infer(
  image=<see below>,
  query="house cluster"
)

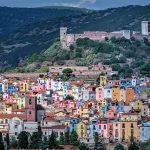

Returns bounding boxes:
[0,74,150,146]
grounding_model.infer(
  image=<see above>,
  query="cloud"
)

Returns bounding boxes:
[60,0,97,8]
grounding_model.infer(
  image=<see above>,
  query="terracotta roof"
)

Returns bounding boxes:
[42,125,66,129]
[0,114,26,120]
[121,112,137,115]
[71,80,84,86]
[12,108,25,112]
[44,117,59,122]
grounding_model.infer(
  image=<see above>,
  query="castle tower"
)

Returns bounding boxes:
[141,21,150,35]
[60,27,68,49]
[25,96,37,122]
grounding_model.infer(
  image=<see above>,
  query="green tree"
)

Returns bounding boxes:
[18,131,29,149]
[5,133,9,148]
[114,144,125,150]
[111,64,121,71]
[65,95,74,100]
[70,131,79,146]
[78,142,89,150]
[0,132,4,150]
[30,132,42,149]
[128,142,139,150]
[65,128,70,145]
[48,131,57,149]
[10,136,18,149]
[94,132,106,150]
[39,65,49,73]
[59,132,65,145]
[62,68,73,74]
[140,62,150,76]
[38,124,42,136]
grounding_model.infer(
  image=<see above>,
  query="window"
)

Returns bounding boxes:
[29,111,31,115]
[15,125,17,129]
[99,125,101,129]
[93,125,96,130]
[131,123,134,128]
[122,123,125,128]
[104,125,106,129]
[81,125,83,129]
[115,129,118,137]
[29,99,32,105]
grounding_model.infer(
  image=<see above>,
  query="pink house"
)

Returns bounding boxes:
[64,100,76,109]
[111,106,116,112]
[106,110,115,119]
[96,87,104,101]
[31,84,45,92]
[98,118,108,139]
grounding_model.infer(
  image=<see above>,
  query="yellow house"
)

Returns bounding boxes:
[112,86,120,101]
[77,121,87,138]
[141,103,148,116]
[80,104,88,116]
[133,100,148,116]
[100,74,107,87]
[133,100,142,110]
[19,81,29,92]
[118,113,139,142]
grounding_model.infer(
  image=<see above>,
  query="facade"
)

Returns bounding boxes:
[139,121,150,142]
[0,73,149,145]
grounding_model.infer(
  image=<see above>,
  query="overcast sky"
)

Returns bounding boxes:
[0,0,150,9]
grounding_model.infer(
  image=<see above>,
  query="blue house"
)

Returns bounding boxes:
[116,101,124,113]
[7,84,17,93]
[69,118,79,133]
[89,119,98,135]
[77,100,83,109]
[134,85,140,94]
[120,79,132,87]
[0,83,3,93]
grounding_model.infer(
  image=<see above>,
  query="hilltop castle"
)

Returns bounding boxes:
[60,27,131,49]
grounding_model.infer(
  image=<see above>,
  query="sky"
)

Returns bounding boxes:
[0,0,150,10]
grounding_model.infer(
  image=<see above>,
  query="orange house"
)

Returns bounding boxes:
[125,88,134,104]
[112,86,120,101]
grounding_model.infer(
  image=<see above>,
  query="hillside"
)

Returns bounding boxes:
[9,37,150,77]
[0,6,86,36]
[0,5,150,67]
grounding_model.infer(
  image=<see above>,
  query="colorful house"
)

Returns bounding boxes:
[77,121,87,138]
[112,86,120,101]
[125,88,134,104]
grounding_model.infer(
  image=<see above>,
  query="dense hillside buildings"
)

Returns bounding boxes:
[0,72,150,147]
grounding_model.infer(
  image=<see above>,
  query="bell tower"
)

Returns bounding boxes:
[25,96,37,122]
